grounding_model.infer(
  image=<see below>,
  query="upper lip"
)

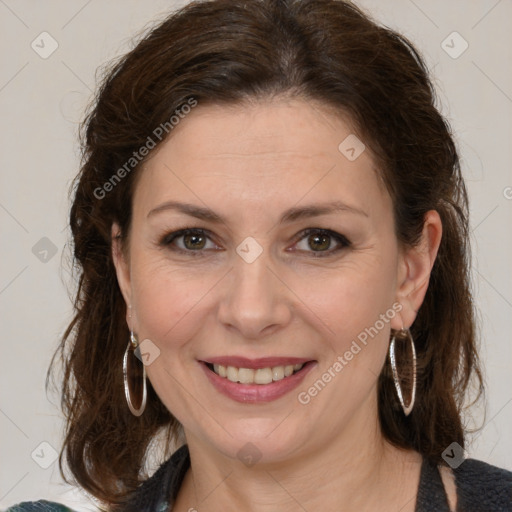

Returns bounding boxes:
[201,356,314,369]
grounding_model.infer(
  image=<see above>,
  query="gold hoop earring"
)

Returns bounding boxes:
[389,328,416,416]
[123,331,147,416]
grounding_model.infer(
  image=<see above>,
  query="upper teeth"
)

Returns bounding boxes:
[212,363,304,384]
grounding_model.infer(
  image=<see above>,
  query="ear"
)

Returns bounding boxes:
[392,210,443,330]
[111,222,132,326]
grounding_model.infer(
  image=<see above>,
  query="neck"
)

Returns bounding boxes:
[175,396,422,512]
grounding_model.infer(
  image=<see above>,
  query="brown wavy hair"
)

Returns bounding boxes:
[50,0,484,507]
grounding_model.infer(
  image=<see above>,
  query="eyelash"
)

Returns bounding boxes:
[159,227,351,258]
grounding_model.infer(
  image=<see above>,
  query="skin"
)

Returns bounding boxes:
[112,97,445,511]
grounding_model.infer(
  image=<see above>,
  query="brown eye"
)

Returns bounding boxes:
[160,227,350,258]
[182,231,207,250]
[308,232,331,251]
[293,228,350,257]
[161,228,217,255]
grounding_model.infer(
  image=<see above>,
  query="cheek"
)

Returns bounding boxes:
[127,244,187,327]
[301,257,398,396]
[131,262,210,348]
[299,258,397,343]
[130,243,398,347]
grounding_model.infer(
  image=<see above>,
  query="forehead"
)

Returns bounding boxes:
[133,98,390,224]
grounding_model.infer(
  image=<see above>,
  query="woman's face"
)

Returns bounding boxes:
[113,98,429,464]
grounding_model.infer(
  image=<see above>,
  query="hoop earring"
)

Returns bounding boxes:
[389,328,416,416]
[123,331,147,416]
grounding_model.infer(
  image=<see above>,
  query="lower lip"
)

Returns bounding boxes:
[200,361,316,403]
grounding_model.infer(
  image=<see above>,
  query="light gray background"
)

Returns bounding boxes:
[1,0,511,509]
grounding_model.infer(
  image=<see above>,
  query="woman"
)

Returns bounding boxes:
[7,0,512,511]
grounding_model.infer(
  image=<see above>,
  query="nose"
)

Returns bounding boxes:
[217,244,292,340]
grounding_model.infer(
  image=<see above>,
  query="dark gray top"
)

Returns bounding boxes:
[121,444,512,511]
[6,444,512,511]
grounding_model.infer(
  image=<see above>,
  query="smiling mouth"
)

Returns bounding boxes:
[205,362,306,385]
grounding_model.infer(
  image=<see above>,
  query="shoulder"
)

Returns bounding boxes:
[3,500,77,512]
[4,446,191,512]
[453,458,512,511]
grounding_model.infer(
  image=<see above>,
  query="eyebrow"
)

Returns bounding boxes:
[147,200,368,224]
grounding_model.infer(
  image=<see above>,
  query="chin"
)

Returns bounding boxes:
[193,415,313,467]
